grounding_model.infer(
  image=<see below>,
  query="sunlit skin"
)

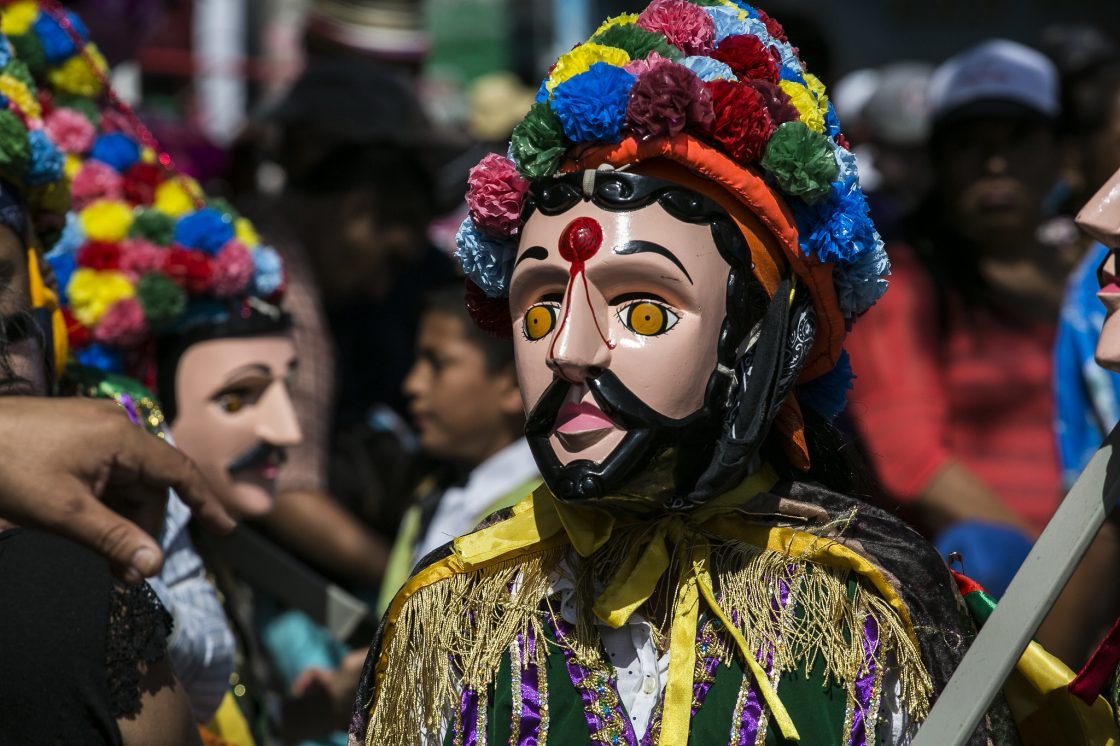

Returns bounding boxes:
[402,309,523,467]
[0,226,47,397]
[169,335,301,519]
[509,200,731,467]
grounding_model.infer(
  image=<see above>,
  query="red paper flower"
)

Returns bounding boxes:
[749,80,800,126]
[466,154,529,238]
[704,80,775,164]
[755,9,788,43]
[625,63,714,140]
[76,240,122,270]
[636,0,715,56]
[163,246,213,295]
[122,162,164,206]
[712,34,779,84]
[62,307,91,349]
[465,278,512,338]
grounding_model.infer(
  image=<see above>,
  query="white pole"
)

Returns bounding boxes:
[193,0,247,146]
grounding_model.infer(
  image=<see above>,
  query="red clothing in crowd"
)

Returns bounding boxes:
[845,244,1062,534]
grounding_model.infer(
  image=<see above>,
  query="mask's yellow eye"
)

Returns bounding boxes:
[524,304,558,340]
[621,301,679,336]
[217,393,245,413]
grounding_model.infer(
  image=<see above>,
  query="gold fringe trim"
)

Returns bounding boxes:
[366,547,561,746]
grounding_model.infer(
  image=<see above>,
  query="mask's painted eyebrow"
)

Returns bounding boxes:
[515,245,549,267]
[613,240,693,284]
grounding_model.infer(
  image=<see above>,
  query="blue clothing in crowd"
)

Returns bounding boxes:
[1054,242,1120,488]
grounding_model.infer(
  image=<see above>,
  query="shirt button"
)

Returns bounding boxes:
[642,675,656,695]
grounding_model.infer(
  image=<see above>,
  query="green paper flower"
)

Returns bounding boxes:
[2,58,34,88]
[9,33,46,79]
[54,94,101,127]
[761,122,839,204]
[128,209,175,246]
[135,273,186,327]
[206,197,240,222]
[0,110,30,187]
[684,0,726,6]
[591,24,683,62]
[511,103,568,181]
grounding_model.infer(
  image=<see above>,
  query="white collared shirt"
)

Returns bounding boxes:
[414,438,539,561]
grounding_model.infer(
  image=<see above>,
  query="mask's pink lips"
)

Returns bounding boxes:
[555,401,615,434]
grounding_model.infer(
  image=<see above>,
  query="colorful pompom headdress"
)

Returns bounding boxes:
[456,0,889,473]
[4,1,288,393]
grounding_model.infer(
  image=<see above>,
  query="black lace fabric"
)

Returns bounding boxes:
[106,579,174,719]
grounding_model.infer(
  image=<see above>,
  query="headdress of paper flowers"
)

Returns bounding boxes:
[455,0,889,418]
[2,1,287,379]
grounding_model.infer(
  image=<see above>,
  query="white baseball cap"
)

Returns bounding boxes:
[928,39,1059,129]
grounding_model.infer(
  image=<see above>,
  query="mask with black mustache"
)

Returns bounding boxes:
[227,440,287,475]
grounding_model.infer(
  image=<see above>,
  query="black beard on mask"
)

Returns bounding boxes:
[524,367,718,504]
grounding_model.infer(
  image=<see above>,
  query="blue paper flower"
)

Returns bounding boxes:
[0,39,11,69]
[729,1,760,18]
[32,10,90,64]
[704,6,751,41]
[454,216,517,299]
[550,62,636,144]
[679,55,737,82]
[825,102,842,139]
[47,251,76,296]
[793,190,880,266]
[26,129,63,186]
[797,349,854,420]
[89,133,140,173]
[535,77,550,104]
[251,246,284,296]
[779,65,806,85]
[832,239,890,316]
[77,343,123,374]
[48,212,85,258]
[173,208,234,256]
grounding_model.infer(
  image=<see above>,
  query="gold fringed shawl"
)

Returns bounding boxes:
[365,471,933,746]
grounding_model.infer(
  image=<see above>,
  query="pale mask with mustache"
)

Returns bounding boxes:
[511,171,813,509]
[168,334,302,519]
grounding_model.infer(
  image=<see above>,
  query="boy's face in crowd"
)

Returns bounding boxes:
[0,225,48,397]
[169,334,301,519]
[937,116,1060,247]
[404,309,522,467]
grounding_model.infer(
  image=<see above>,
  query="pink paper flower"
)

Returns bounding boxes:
[44,108,95,154]
[118,238,166,278]
[465,153,529,238]
[99,107,133,135]
[637,0,715,56]
[625,63,714,140]
[93,298,149,347]
[210,239,254,297]
[71,160,124,209]
[623,51,674,77]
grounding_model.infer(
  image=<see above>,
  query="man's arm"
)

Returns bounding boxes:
[0,397,233,581]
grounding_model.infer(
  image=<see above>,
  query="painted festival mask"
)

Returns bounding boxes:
[1081,169,1120,372]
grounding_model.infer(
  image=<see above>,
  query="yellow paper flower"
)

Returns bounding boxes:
[79,200,134,242]
[0,75,40,120]
[1,1,39,36]
[545,43,630,94]
[234,217,260,248]
[802,72,830,115]
[67,269,135,327]
[63,153,82,179]
[140,146,157,164]
[153,176,201,217]
[779,80,825,134]
[714,0,748,18]
[592,13,639,38]
[47,43,107,98]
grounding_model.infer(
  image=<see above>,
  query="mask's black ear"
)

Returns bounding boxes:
[686,275,814,502]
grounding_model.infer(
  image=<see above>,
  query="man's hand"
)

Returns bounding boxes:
[0,397,234,581]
